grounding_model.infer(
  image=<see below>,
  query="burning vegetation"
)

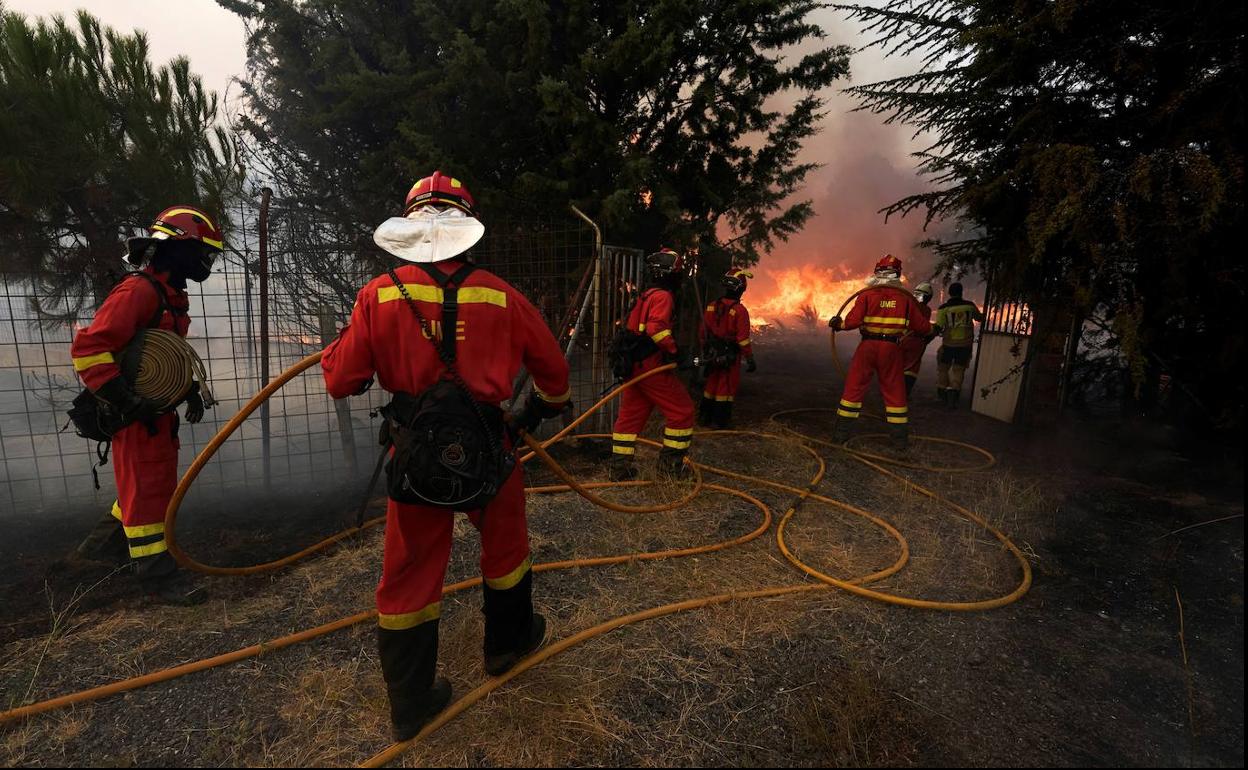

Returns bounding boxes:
[749,264,881,331]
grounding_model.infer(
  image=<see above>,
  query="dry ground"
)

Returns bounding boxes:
[1,334,1242,767]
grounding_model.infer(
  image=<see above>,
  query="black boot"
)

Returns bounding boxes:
[904,374,917,398]
[830,418,853,445]
[949,389,961,410]
[656,447,691,479]
[712,401,733,430]
[380,621,452,742]
[73,510,129,567]
[138,553,206,606]
[483,570,546,676]
[144,570,207,606]
[608,455,639,481]
[888,422,910,451]
[697,397,715,427]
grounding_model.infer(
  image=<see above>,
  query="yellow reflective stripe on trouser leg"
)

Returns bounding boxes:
[664,427,694,437]
[612,432,636,455]
[127,533,168,558]
[663,438,692,449]
[839,399,862,409]
[886,415,909,424]
[485,556,532,591]
[885,406,908,415]
[111,500,123,521]
[837,409,862,419]
[378,601,442,631]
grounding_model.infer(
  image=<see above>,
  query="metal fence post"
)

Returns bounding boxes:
[258,187,273,491]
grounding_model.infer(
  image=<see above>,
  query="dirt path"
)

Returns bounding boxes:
[1,333,1242,767]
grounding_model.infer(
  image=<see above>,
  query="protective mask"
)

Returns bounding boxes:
[373,206,485,263]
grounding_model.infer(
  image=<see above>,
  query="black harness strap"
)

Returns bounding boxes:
[414,262,476,363]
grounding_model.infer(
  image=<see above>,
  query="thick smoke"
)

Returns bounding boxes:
[749,10,962,305]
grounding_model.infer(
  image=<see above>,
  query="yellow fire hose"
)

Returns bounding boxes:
[126,329,216,411]
[2,347,1031,768]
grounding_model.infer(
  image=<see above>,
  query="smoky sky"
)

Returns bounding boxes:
[749,8,957,300]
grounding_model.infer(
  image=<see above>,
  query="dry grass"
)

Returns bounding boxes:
[0,427,1061,768]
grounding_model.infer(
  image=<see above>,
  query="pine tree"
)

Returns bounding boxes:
[839,0,1244,429]
[0,5,240,312]
[221,0,849,269]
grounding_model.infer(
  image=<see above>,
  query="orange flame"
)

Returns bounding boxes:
[750,264,872,328]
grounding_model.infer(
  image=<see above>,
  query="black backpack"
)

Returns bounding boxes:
[378,263,515,510]
[606,289,662,382]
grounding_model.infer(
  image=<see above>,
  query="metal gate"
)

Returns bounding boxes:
[971,303,1033,423]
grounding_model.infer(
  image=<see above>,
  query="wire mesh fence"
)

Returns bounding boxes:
[0,198,639,517]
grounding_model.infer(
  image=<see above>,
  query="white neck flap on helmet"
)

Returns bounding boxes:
[373,206,485,263]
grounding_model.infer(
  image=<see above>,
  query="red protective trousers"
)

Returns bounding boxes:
[376,457,530,630]
[838,340,910,424]
[70,269,190,575]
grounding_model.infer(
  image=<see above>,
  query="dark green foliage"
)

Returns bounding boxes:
[222,0,849,269]
[0,4,239,312]
[839,0,1244,428]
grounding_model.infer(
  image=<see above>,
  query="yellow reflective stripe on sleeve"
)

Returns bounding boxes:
[837,409,861,419]
[612,445,635,455]
[710,395,733,402]
[376,284,507,308]
[651,329,672,343]
[886,415,909,424]
[123,522,165,539]
[839,400,863,409]
[128,540,168,558]
[72,352,115,371]
[738,338,751,347]
[378,602,442,630]
[611,433,637,442]
[885,406,909,414]
[485,556,532,590]
[664,427,695,437]
[663,438,692,449]
[863,316,908,325]
[111,501,123,521]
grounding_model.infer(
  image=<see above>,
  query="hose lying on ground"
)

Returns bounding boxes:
[2,354,1031,770]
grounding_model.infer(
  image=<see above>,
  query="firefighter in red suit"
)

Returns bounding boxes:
[828,255,932,448]
[321,172,571,740]
[70,206,221,605]
[898,281,936,397]
[698,268,757,429]
[608,248,696,481]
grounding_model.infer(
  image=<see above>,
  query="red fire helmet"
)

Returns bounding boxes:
[875,254,903,274]
[126,205,224,265]
[404,170,479,218]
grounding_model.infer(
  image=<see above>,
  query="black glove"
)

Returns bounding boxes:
[354,377,374,396]
[95,376,162,425]
[745,356,757,373]
[511,393,573,435]
[184,383,206,424]
[828,316,843,331]
[676,350,697,371]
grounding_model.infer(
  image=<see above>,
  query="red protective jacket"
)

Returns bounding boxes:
[322,260,570,407]
[700,298,752,358]
[626,287,679,372]
[71,269,191,391]
[843,284,932,340]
